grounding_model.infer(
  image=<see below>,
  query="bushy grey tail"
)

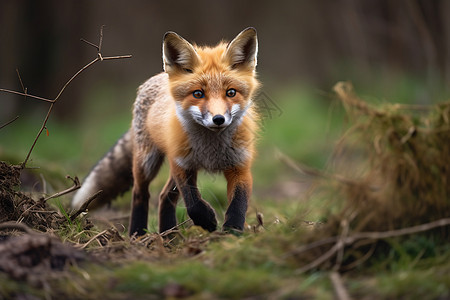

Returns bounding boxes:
[72,130,133,209]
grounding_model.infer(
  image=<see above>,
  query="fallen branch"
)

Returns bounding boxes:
[0,26,132,168]
[293,218,450,274]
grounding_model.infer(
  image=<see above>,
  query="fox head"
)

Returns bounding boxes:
[162,27,260,131]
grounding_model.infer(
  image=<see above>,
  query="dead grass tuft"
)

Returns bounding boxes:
[282,82,450,273]
[331,81,449,231]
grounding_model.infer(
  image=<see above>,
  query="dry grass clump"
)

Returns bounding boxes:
[283,82,450,274]
[331,81,449,232]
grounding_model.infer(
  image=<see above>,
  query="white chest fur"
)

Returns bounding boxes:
[175,104,250,172]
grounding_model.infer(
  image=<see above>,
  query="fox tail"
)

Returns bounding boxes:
[71,130,133,209]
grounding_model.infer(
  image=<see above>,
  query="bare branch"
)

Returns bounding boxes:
[350,218,450,242]
[16,68,26,94]
[276,149,360,186]
[0,116,19,130]
[294,240,341,274]
[293,218,450,274]
[80,38,99,51]
[102,55,133,60]
[0,89,54,103]
[0,26,132,168]
[42,176,81,202]
[98,25,105,53]
[22,102,55,168]
[53,57,100,102]
[329,272,351,300]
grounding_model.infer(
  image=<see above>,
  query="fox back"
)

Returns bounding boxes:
[72,28,260,236]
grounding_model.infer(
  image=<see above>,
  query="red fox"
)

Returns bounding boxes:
[72,28,260,236]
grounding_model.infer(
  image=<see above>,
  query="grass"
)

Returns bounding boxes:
[1,78,449,299]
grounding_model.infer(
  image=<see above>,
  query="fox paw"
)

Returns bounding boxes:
[188,201,217,232]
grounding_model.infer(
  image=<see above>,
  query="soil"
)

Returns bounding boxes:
[0,161,85,283]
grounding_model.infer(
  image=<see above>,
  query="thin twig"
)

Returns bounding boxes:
[69,190,103,221]
[42,176,81,202]
[340,242,376,271]
[0,26,132,169]
[101,55,133,60]
[275,149,360,186]
[98,25,105,53]
[349,218,450,241]
[160,218,193,237]
[295,240,341,274]
[16,68,27,95]
[0,89,54,103]
[286,236,339,258]
[80,38,99,50]
[20,53,131,169]
[330,272,352,300]
[0,116,19,130]
[79,229,108,249]
[22,100,56,168]
[333,219,350,271]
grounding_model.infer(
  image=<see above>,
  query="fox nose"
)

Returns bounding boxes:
[212,114,225,126]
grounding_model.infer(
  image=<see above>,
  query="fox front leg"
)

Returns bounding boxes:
[129,168,151,236]
[170,164,218,232]
[158,176,179,233]
[129,148,164,236]
[223,167,252,232]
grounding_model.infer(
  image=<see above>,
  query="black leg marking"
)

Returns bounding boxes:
[129,188,150,236]
[223,185,248,232]
[178,170,217,232]
[129,148,164,237]
[158,177,180,233]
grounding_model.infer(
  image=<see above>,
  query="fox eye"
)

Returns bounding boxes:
[193,90,204,99]
[226,88,236,98]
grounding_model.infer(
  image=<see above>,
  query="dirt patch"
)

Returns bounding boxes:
[0,229,85,282]
[0,159,214,288]
[0,160,88,285]
[0,161,67,231]
[0,162,21,224]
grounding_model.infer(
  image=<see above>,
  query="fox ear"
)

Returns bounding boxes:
[225,27,258,70]
[163,32,199,73]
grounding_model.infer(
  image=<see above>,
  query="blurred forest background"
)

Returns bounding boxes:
[0,0,449,175]
[1,0,449,118]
